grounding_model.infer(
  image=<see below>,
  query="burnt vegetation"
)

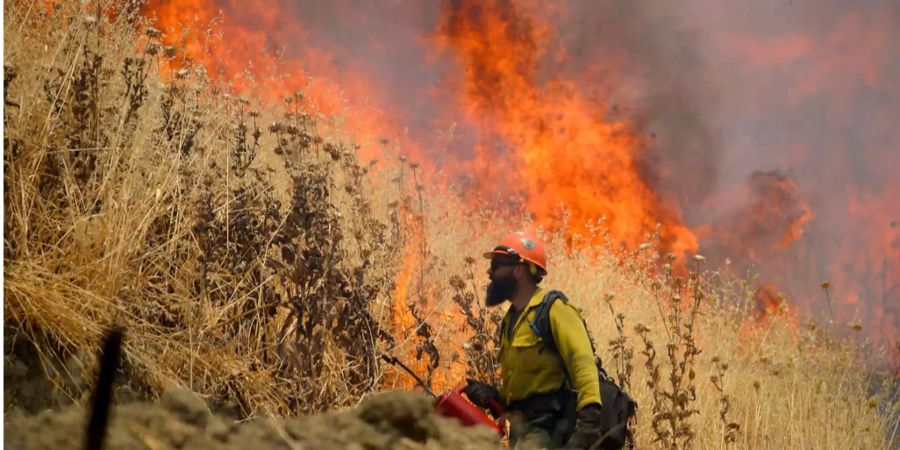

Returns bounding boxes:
[3,1,499,419]
[449,257,502,387]
[3,3,896,449]
[2,3,450,417]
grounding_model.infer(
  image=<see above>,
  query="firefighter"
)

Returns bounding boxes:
[464,231,605,449]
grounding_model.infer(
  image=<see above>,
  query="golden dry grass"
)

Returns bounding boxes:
[4,1,404,416]
[3,2,897,449]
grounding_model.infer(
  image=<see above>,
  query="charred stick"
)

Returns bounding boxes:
[85,328,124,450]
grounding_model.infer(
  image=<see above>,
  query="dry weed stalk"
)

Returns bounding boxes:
[710,356,740,447]
[635,322,665,445]
[449,256,502,386]
[636,256,706,449]
[605,294,634,391]
[408,161,441,385]
[4,3,399,417]
[391,156,440,385]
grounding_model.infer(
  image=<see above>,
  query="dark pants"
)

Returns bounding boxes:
[507,390,577,449]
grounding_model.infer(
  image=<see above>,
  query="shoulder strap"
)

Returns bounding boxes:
[528,290,568,355]
[529,290,603,372]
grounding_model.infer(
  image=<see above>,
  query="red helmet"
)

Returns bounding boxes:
[483,231,547,274]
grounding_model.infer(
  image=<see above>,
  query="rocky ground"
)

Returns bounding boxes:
[4,388,501,450]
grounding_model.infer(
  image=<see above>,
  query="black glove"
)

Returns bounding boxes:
[561,403,604,450]
[463,378,500,408]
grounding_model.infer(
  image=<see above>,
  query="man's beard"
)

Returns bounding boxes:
[486,274,517,307]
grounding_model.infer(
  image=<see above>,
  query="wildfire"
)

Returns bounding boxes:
[139,0,898,363]
[387,239,421,388]
[145,0,699,257]
[388,207,469,392]
[143,0,423,162]
[754,284,791,318]
[436,0,697,254]
[704,171,814,261]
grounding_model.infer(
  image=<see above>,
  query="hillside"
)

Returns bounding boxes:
[3,2,897,449]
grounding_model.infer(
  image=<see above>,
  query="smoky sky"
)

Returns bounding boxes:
[675,1,900,335]
[209,0,899,340]
[549,0,900,337]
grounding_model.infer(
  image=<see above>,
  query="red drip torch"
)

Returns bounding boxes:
[381,354,505,436]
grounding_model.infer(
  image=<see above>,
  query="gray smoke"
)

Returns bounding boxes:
[212,0,899,343]
[539,0,899,342]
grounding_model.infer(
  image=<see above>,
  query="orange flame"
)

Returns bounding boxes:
[753,284,792,319]
[143,0,423,162]
[386,238,422,389]
[145,0,699,252]
[436,0,697,254]
[388,207,469,392]
[138,1,898,359]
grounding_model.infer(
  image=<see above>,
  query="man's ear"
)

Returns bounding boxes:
[514,264,527,280]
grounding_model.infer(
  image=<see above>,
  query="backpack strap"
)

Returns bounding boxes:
[498,290,565,353]
[529,290,605,382]
[529,291,637,442]
[528,289,568,355]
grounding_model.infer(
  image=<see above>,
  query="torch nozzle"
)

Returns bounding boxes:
[380,353,437,398]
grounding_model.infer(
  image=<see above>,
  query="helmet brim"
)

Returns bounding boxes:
[483,249,517,260]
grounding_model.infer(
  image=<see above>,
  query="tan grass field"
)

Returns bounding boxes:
[3,2,897,449]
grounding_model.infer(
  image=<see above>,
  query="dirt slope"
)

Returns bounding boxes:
[4,389,500,450]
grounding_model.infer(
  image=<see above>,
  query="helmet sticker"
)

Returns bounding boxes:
[521,238,536,250]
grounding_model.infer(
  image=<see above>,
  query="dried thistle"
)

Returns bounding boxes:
[711,356,740,447]
[605,294,634,390]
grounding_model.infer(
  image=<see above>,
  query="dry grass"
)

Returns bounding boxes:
[3,2,897,449]
[545,239,898,449]
[4,1,401,417]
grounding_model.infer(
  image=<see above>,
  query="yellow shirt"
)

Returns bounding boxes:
[498,288,602,410]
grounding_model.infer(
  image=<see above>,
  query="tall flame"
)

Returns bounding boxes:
[144,0,423,162]
[437,0,697,253]
[140,0,898,357]
[389,205,468,392]
[145,0,697,252]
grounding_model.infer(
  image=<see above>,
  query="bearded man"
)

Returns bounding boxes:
[464,231,605,449]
